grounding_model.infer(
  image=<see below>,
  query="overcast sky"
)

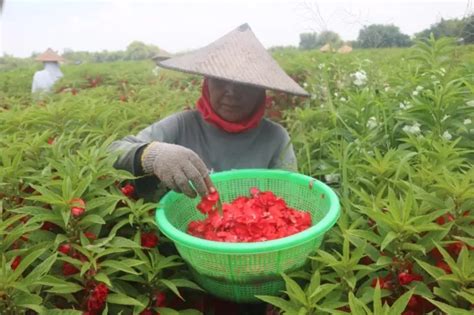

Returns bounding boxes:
[0,0,471,57]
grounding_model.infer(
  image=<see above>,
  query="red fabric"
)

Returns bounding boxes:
[196,78,266,133]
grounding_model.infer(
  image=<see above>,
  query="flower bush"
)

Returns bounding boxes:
[0,36,473,314]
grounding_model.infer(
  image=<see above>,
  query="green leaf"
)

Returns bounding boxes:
[169,278,203,291]
[256,295,299,313]
[282,273,307,307]
[23,253,57,285]
[110,236,141,248]
[107,293,144,307]
[415,258,445,279]
[39,275,84,294]
[389,288,414,315]
[100,260,140,275]
[94,272,112,287]
[348,291,370,315]
[160,279,184,300]
[79,214,106,225]
[41,309,83,315]
[425,298,472,315]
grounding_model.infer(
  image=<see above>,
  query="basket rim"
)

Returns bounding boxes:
[156,169,340,254]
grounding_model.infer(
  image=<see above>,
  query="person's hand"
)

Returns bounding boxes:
[141,142,213,198]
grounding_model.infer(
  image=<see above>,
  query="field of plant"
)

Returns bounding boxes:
[0,37,473,314]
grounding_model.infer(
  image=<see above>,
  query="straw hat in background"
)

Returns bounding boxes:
[35,48,65,62]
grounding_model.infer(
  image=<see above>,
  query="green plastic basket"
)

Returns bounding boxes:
[155,169,340,303]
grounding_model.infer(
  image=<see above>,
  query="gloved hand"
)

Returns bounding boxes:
[141,142,212,198]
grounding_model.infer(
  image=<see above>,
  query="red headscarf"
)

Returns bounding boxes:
[196,78,266,133]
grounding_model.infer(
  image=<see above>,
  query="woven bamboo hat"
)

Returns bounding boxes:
[158,24,309,97]
[35,48,65,62]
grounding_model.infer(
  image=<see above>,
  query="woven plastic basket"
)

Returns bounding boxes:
[156,169,340,303]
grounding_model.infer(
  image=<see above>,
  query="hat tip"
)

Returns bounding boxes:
[238,23,251,32]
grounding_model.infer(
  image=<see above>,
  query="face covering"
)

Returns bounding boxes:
[196,78,266,133]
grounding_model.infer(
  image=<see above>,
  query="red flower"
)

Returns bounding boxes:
[41,221,58,231]
[58,243,71,255]
[84,232,97,240]
[446,241,464,257]
[436,261,452,274]
[62,262,80,276]
[155,291,166,307]
[140,309,154,315]
[121,183,135,198]
[371,273,393,290]
[141,232,159,248]
[398,272,423,285]
[70,198,86,217]
[87,283,108,313]
[11,256,21,270]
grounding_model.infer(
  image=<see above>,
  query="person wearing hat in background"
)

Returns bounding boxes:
[110,23,309,314]
[31,48,65,95]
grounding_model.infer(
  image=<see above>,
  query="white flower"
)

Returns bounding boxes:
[318,63,325,70]
[366,116,378,129]
[442,130,452,141]
[340,97,347,102]
[350,70,367,86]
[334,92,338,97]
[416,85,424,91]
[430,75,436,80]
[324,173,340,184]
[464,118,472,125]
[412,90,419,96]
[384,86,390,92]
[466,100,474,107]
[403,122,421,135]
[399,102,412,110]
[441,115,450,122]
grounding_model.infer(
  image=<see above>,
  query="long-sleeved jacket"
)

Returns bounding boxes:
[109,110,297,201]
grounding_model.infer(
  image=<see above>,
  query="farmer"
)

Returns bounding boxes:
[110,23,309,202]
[31,48,64,95]
[110,23,309,314]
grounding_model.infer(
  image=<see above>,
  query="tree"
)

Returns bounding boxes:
[460,14,474,44]
[125,41,161,60]
[316,30,342,48]
[357,24,411,48]
[299,32,318,50]
[415,18,464,40]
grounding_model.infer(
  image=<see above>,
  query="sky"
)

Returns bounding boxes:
[0,0,472,57]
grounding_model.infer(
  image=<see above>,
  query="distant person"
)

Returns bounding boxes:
[31,48,64,95]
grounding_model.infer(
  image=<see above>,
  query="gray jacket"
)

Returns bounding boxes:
[109,110,297,200]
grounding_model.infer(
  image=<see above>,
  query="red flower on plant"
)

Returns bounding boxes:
[140,309,154,315]
[11,256,21,270]
[62,262,80,276]
[141,232,159,248]
[436,260,452,274]
[87,283,108,314]
[371,273,393,290]
[398,272,423,285]
[84,231,97,240]
[58,243,71,255]
[121,183,135,198]
[155,291,166,307]
[70,198,86,217]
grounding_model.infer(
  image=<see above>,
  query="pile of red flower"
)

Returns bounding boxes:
[187,187,312,242]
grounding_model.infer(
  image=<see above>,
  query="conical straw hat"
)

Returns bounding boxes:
[35,48,65,62]
[158,24,309,97]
